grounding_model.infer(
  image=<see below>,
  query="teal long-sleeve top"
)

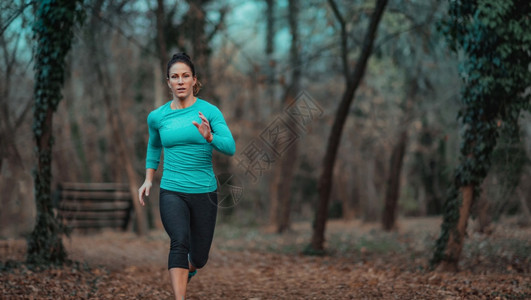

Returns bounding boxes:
[145,99,236,193]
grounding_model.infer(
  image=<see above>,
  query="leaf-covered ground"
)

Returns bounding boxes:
[1,217,530,299]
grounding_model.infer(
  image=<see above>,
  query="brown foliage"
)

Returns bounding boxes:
[1,218,530,299]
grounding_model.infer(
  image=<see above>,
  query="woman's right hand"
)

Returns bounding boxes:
[138,180,152,207]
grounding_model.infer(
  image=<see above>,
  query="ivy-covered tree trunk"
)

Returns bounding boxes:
[432,0,531,271]
[441,185,474,270]
[27,0,83,265]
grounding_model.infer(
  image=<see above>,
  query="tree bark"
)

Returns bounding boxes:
[27,0,79,266]
[28,109,68,264]
[382,131,408,231]
[309,0,388,252]
[438,185,474,272]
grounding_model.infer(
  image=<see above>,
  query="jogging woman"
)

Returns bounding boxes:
[138,52,235,299]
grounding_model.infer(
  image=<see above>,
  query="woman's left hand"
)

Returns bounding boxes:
[192,111,213,143]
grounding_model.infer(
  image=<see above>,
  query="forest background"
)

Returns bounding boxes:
[1,0,530,279]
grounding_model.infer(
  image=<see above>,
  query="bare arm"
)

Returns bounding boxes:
[138,168,156,206]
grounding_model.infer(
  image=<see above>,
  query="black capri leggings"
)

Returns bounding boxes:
[159,188,218,270]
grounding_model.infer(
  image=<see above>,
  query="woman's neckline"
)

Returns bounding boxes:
[169,97,198,110]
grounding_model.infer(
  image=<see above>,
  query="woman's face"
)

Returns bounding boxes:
[167,62,197,100]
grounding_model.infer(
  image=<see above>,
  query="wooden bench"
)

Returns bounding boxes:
[56,182,132,232]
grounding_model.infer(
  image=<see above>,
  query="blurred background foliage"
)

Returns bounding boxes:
[0,0,529,239]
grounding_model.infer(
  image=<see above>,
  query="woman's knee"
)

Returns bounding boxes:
[189,254,209,269]
[170,238,189,251]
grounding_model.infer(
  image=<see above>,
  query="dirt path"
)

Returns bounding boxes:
[2,218,530,299]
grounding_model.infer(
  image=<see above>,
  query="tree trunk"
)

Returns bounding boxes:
[105,100,147,235]
[155,0,168,109]
[156,0,169,74]
[382,131,408,231]
[268,173,280,229]
[185,1,232,176]
[337,163,354,220]
[517,188,531,226]
[308,0,388,253]
[27,109,68,264]
[268,0,300,233]
[382,76,416,230]
[27,0,80,266]
[475,190,492,233]
[342,170,359,220]
[87,8,147,235]
[438,185,474,272]
[432,0,530,270]
[277,122,298,232]
[186,0,214,102]
[265,0,276,115]
[268,90,299,233]
[363,159,380,222]
[266,0,279,231]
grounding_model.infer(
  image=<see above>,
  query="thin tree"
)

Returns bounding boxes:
[184,0,215,102]
[266,0,280,230]
[27,0,84,265]
[155,0,169,76]
[0,11,30,171]
[379,1,442,230]
[431,0,531,271]
[86,1,147,235]
[381,87,413,231]
[269,0,300,233]
[306,0,389,253]
[183,0,229,175]
[265,0,276,108]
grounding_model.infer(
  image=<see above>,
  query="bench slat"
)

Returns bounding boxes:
[62,219,127,229]
[58,201,131,212]
[59,182,130,192]
[60,190,131,201]
[56,182,133,232]
[58,210,129,220]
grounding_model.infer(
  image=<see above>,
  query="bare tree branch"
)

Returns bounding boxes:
[207,6,228,42]
[0,1,33,36]
[327,0,350,80]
